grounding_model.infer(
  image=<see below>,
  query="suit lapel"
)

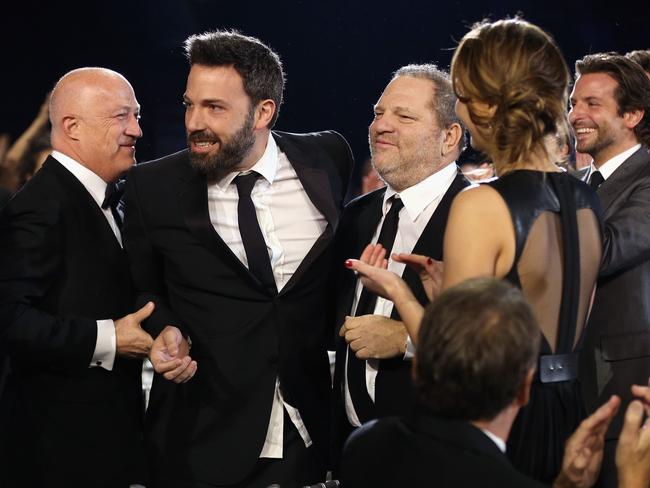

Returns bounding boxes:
[274,132,340,229]
[46,158,124,255]
[598,146,650,214]
[274,132,345,295]
[177,162,266,292]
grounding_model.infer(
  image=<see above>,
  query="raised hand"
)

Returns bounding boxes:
[554,395,620,488]
[616,385,650,488]
[114,301,155,358]
[149,325,197,383]
[346,244,404,301]
[392,253,443,301]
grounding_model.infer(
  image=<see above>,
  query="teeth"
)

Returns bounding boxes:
[576,128,596,134]
[194,142,214,147]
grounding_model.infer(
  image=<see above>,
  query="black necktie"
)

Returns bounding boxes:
[347,196,404,423]
[235,172,277,294]
[102,179,125,228]
[589,170,604,190]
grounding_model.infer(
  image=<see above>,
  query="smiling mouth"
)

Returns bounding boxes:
[574,128,596,134]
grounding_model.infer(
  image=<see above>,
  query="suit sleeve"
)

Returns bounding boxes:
[600,178,650,277]
[0,196,97,370]
[122,167,183,338]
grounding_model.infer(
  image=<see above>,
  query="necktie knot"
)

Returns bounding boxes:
[102,180,125,210]
[235,172,260,197]
[589,170,604,190]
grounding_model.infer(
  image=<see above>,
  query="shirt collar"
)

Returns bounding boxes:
[480,428,507,453]
[214,133,279,190]
[590,143,641,180]
[51,150,108,208]
[383,162,457,222]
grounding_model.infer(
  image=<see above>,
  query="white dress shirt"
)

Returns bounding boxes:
[50,150,119,371]
[207,134,325,458]
[589,143,641,181]
[344,162,458,427]
[480,428,507,453]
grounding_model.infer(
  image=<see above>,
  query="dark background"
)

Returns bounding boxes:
[2,0,648,183]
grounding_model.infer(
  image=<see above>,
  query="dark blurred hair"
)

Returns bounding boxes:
[576,52,650,147]
[184,30,285,128]
[626,49,650,72]
[451,18,570,168]
[393,64,466,150]
[415,277,540,421]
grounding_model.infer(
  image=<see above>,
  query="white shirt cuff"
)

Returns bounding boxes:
[90,319,116,370]
[403,336,415,360]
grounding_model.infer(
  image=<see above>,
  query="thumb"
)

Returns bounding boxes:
[163,327,181,356]
[620,400,644,447]
[132,301,155,323]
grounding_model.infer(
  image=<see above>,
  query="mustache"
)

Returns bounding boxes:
[187,130,221,144]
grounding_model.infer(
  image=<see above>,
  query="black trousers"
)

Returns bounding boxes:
[164,411,325,488]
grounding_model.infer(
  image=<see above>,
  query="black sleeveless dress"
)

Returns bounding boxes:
[486,170,603,483]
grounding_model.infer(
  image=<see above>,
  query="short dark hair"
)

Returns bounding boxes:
[415,277,540,421]
[575,52,650,147]
[626,49,650,72]
[393,64,466,150]
[184,30,285,128]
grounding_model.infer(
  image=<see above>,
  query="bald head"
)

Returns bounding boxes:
[49,67,142,182]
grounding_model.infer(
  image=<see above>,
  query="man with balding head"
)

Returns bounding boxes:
[0,68,151,487]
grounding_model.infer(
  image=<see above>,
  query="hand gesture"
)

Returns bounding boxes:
[149,325,197,383]
[392,253,443,301]
[616,385,650,488]
[554,395,620,488]
[114,302,155,358]
[345,244,404,301]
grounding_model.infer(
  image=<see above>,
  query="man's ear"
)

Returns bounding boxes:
[254,99,276,130]
[61,116,81,141]
[623,109,644,130]
[515,368,535,407]
[441,123,463,157]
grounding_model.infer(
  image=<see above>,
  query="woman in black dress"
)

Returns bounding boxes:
[347,18,602,482]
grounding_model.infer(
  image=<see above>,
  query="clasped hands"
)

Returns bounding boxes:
[114,301,196,383]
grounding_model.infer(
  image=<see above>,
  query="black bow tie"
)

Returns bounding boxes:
[102,179,126,210]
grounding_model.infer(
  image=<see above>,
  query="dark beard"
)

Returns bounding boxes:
[187,109,256,178]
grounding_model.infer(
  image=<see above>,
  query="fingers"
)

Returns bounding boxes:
[572,395,620,445]
[619,400,644,448]
[131,301,155,322]
[154,354,197,383]
[631,384,650,407]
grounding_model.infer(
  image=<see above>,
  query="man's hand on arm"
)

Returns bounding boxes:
[553,395,620,488]
[615,385,650,488]
[114,301,155,358]
[339,315,407,359]
[150,325,197,383]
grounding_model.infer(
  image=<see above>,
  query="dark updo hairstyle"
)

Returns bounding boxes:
[451,18,570,168]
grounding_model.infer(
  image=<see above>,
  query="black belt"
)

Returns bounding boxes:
[536,353,578,383]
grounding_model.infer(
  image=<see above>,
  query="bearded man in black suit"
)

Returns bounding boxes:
[122,31,353,488]
[0,68,153,487]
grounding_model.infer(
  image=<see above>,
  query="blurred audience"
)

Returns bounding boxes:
[0,93,51,198]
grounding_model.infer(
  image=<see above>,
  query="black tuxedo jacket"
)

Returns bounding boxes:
[330,171,469,451]
[123,131,353,486]
[0,156,145,487]
[580,145,650,438]
[341,412,546,488]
